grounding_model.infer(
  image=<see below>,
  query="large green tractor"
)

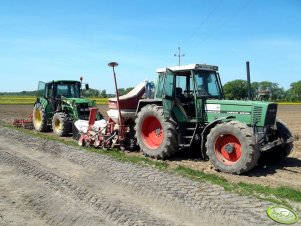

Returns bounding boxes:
[134,64,294,174]
[33,80,99,136]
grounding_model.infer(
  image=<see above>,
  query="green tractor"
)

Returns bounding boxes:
[33,80,99,136]
[134,64,293,174]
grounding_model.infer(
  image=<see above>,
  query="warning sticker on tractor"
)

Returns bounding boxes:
[205,104,221,113]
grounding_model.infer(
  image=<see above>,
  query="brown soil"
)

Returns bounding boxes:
[0,104,300,191]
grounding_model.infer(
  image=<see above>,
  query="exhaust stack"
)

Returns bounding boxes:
[246,61,252,100]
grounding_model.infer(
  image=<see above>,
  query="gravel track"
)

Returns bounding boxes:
[0,127,283,225]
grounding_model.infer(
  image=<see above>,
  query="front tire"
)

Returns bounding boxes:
[206,121,260,174]
[33,103,49,132]
[134,104,178,159]
[52,112,71,137]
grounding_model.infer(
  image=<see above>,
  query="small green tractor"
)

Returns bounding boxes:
[133,64,294,174]
[32,80,100,136]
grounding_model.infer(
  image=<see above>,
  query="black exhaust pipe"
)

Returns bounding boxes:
[246,61,252,100]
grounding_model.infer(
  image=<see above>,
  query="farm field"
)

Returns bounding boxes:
[0,104,300,225]
[0,104,300,191]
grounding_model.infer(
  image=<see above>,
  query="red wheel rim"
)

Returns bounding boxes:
[214,134,242,165]
[141,116,163,149]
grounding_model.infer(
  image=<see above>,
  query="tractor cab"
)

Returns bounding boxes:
[155,64,224,123]
[37,80,82,111]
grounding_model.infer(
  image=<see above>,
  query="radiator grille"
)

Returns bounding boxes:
[252,106,262,124]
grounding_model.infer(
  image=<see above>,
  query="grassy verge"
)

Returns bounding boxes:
[174,166,301,207]
[4,125,301,209]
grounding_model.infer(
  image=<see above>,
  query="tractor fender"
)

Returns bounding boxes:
[200,116,235,159]
[135,99,162,115]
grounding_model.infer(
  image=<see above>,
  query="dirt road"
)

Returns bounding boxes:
[0,127,282,226]
[0,104,301,190]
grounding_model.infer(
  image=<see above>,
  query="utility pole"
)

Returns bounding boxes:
[174,46,185,66]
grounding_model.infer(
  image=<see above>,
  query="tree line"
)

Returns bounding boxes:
[0,87,134,98]
[1,80,301,102]
[80,87,134,98]
[223,80,301,102]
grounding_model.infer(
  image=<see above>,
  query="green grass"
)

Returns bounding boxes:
[0,96,36,105]
[174,166,301,207]
[0,95,108,105]
[92,98,108,105]
[2,95,301,106]
[277,102,301,105]
[5,125,301,209]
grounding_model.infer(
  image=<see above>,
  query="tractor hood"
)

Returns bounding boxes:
[61,97,97,121]
[205,99,277,127]
[64,97,95,105]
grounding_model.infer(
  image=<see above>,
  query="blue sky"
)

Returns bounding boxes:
[0,0,300,93]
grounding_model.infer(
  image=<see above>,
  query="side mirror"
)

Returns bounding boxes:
[85,84,89,90]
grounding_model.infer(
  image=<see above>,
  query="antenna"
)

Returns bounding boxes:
[108,61,124,139]
[174,46,185,66]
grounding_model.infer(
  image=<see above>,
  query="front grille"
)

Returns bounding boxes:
[77,103,90,120]
[265,103,277,126]
[252,106,262,124]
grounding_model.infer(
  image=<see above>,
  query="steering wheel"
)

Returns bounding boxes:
[184,90,194,99]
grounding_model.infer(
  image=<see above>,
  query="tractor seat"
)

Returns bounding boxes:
[175,87,187,103]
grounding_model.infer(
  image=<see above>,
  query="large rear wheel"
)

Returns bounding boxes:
[32,103,49,132]
[135,105,177,159]
[52,112,71,137]
[206,121,260,174]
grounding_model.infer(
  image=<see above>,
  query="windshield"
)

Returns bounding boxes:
[194,70,221,98]
[56,83,81,98]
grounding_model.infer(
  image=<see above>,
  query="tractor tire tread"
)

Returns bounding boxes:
[135,104,178,159]
[52,112,71,137]
[206,121,260,174]
[33,103,49,132]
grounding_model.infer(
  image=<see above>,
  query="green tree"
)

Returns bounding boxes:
[251,82,260,99]
[223,80,248,100]
[100,90,107,98]
[116,87,134,96]
[81,88,99,97]
[125,87,134,94]
[117,88,126,96]
[290,81,301,101]
[257,81,284,101]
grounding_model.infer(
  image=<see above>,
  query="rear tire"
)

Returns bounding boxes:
[33,103,49,132]
[52,112,71,137]
[134,104,178,159]
[206,121,260,174]
[259,119,293,163]
[274,119,294,157]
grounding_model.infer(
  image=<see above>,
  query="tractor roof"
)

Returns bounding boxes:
[47,80,80,84]
[156,64,218,73]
